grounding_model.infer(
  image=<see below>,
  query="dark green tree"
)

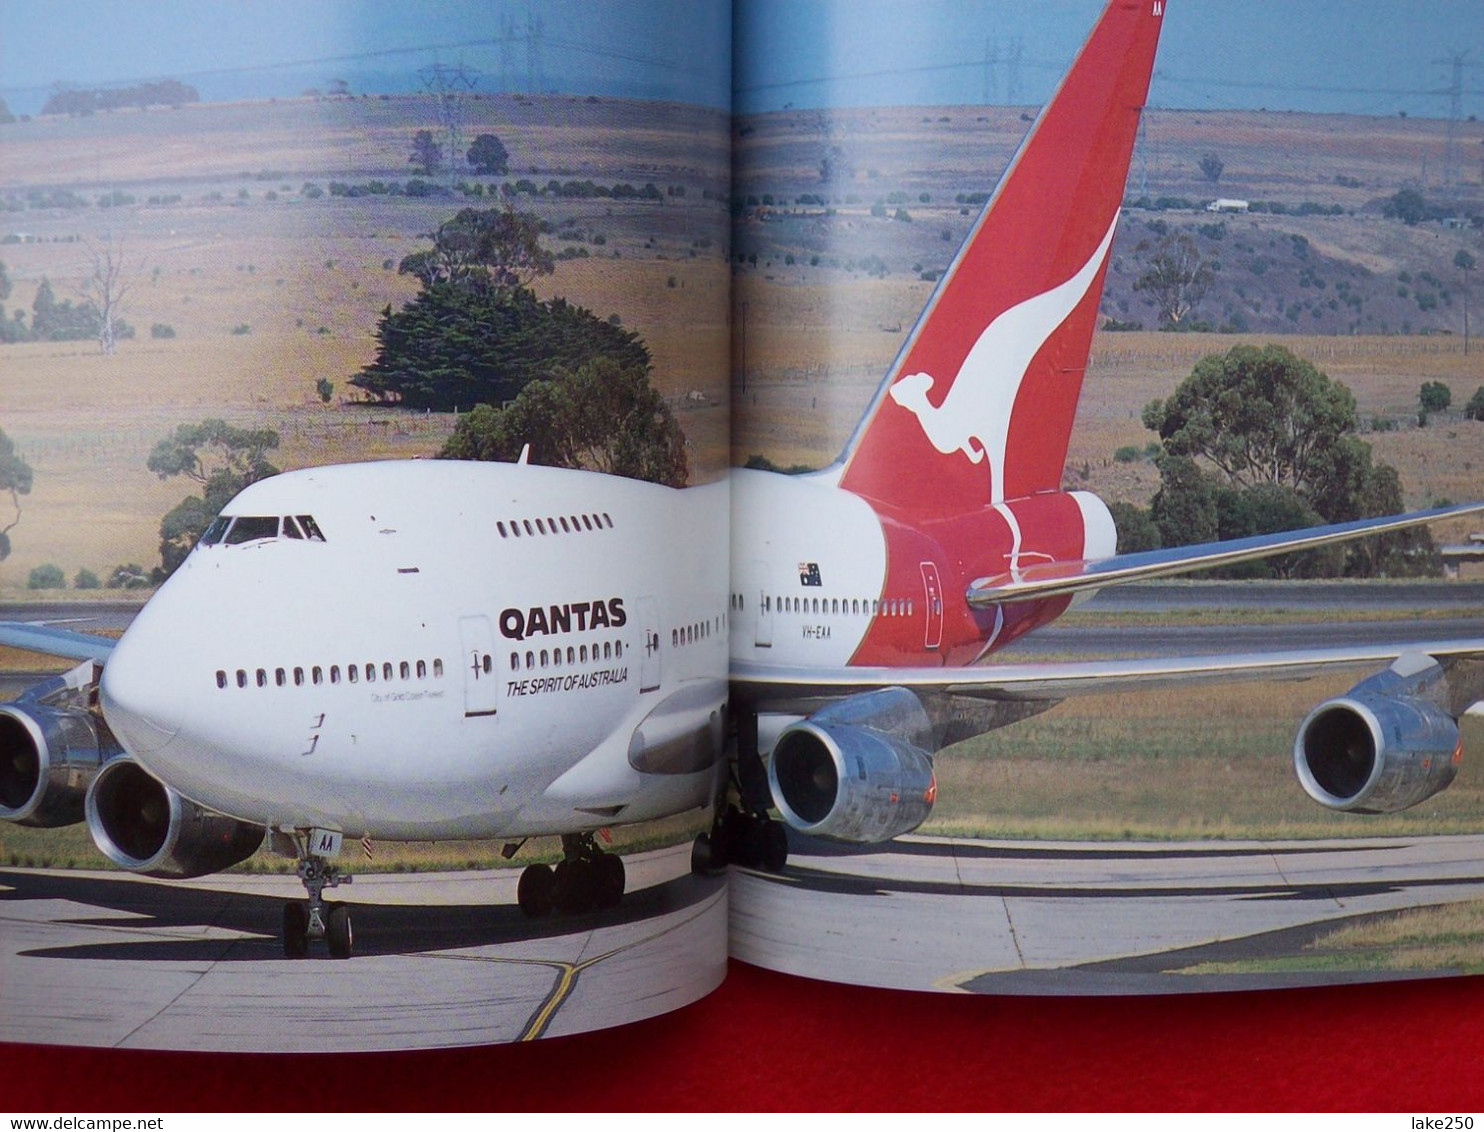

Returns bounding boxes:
[147,420,280,575]
[467,134,510,176]
[352,286,649,411]
[0,427,34,562]
[1466,386,1484,422]
[1143,345,1436,577]
[1107,500,1161,553]
[397,207,553,294]
[27,564,65,590]
[1198,153,1224,184]
[440,357,688,486]
[1419,381,1452,414]
[1382,188,1429,225]
[409,129,443,176]
[1143,345,1358,497]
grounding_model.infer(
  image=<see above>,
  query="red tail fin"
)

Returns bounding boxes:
[837,0,1164,513]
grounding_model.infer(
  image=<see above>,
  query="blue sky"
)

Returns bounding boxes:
[1,1,1480,119]
[736,1,1484,116]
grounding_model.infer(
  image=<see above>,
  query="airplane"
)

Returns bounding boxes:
[3,0,1482,959]
[1,462,732,957]
[709,0,1484,863]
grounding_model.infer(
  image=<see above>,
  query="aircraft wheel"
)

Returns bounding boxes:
[762,820,789,873]
[326,903,353,960]
[716,805,745,863]
[594,852,625,909]
[282,902,309,959]
[553,858,593,914]
[691,832,723,874]
[517,863,555,917]
[741,816,770,869]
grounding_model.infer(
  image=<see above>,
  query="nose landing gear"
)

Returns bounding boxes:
[279,831,354,959]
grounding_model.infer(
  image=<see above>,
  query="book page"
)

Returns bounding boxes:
[0,0,733,1049]
[726,0,1484,994]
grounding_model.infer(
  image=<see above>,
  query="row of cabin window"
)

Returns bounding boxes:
[496,512,613,540]
[672,615,725,648]
[217,658,445,690]
[760,595,916,617]
[510,639,623,671]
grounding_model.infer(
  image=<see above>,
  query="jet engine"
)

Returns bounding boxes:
[86,756,266,878]
[0,666,115,828]
[1294,655,1465,814]
[768,687,936,842]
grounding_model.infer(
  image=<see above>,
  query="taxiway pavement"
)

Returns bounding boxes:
[728,832,1484,994]
[0,844,725,1051]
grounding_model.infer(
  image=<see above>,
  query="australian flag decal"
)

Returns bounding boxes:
[799,562,822,587]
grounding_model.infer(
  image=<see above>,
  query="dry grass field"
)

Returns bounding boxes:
[930,676,1484,841]
[2,94,731,595]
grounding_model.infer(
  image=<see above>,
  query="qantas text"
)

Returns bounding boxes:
[500,598,627,641]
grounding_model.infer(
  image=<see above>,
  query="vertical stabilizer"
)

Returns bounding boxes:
[837,0,1164,513]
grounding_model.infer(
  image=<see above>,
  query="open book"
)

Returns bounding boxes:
[2,0,1482,1051]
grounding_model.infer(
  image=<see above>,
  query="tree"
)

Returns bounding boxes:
[1198,153,1224,184]
[147,420,281,575]
[1466,385,1484,422]
[27,564,65,590]
[1382,188,1429,226]
[467,134,510,176]
[409,129,443,176]
[397,207,553,294]
[440,357,688,487]
[1107,500,1161,553]
[1418,381,1452,414]
[1143,345,1436,577]
[30,277,104,342]
[79,235,134,355]
[0,428,34,563]
[1143,345,1357,497]
[1133,233,1213,326]
[352,285,649,411]
[315,378,335,404]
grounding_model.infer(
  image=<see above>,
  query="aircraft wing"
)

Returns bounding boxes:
[967,501,1484,607]
[732,638,1484,708]
[0,621,118,664]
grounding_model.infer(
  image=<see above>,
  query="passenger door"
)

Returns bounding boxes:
[458,615,500,717]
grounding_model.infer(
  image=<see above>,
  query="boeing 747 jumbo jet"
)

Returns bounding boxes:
[709,0,1484,866]
[3,0,1482,958]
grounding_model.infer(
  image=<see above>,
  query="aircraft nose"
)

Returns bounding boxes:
[99,628,180,756]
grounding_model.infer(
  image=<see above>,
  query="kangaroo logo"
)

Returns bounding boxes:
[887,216,1118,501]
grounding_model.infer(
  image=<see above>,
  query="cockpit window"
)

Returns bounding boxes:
[199,516,232,546]
[224,516,281,544]
[200,513,326,548]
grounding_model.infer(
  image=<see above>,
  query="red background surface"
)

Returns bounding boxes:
[5,960,1483,1111]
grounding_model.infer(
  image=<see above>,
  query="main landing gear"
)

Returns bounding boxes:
[692,804,788,874]
[281,833,354,959]
[691,708,789,875]
[516,832,625,918]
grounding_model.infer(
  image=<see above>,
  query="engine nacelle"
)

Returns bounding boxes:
[768,687,936,843]
[0,672,116,828]
[85,757,266,878]
[1295,657,1463,814]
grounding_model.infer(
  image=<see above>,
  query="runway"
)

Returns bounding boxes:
[728,832,1484,994]
[0,844,726,1051]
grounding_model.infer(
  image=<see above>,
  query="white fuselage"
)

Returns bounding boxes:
[99,461,729,840]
